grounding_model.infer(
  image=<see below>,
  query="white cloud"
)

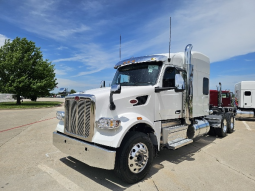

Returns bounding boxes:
[210,74,255,92]
[54,69,67,76]
[0,34,8,47]
[245,59,253,62]
[1,1,91,41]
[3,0,254,80]
[57,46,68,50]
[54,65,74,76]
[51,0,255,78]
[119,0,255,63]
[53,43,118,76]
[54,78,103,93]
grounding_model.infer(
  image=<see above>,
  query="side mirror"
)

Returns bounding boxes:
[111,84,121,94]
[175,74,185,90]
[109,84,121,110]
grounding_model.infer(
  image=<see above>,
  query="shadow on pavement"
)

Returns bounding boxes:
[236,118,255,121]
[59,135,216,190]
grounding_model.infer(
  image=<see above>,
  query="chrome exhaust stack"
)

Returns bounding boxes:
[184,44,193,125]
[217,82,222,107]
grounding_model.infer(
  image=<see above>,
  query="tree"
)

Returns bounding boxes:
[0,37,57,104]
[70,89,76,94]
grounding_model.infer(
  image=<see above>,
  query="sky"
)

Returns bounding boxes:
[0,0,255,93]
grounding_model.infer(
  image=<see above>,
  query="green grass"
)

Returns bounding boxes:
[0,101,63,109]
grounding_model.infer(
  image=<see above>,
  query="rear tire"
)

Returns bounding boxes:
[114,132,154,184]
[227,113,235,133]
[217,115,227,137]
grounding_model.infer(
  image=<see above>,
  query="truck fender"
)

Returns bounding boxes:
[92,113,160,149]
[56,120,64,133]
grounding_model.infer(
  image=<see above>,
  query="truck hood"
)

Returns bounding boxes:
[84,87,111,95]
[80,86,155,120]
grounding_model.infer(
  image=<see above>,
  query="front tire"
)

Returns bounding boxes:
[114,132,154,184]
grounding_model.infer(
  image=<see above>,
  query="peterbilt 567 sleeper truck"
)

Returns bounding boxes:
[53,44,233,183]
[235,81,255,119]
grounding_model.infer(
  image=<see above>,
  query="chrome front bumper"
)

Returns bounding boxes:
[53,132,116,170]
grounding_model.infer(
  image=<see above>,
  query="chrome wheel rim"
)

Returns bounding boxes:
[231,117,234,129]
[230,123,234,129]
[128,143,149,174]
[223,119,227,133]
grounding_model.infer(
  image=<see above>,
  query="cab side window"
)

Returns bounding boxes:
[203,77,209,95]
[244,91,251,96]
[163,67,178,87]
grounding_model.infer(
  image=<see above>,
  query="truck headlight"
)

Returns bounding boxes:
[96,117,121,129]
[56,111,65,121]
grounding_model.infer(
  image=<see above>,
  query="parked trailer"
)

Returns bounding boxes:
[235,81,255,119]
[53,44,234,183]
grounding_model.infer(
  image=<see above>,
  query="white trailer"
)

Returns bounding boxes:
[235,81,255,118]
[53,44,234,183]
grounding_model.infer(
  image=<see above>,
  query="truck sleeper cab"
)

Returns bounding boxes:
[235,81,255,119]
[53,44,230,184]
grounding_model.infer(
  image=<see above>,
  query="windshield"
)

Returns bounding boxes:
[112,62,162,86]
[222,93,229,98]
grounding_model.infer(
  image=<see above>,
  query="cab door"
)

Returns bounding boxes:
[155,67,183,120]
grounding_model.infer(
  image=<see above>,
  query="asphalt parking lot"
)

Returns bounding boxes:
[0,98,255,191]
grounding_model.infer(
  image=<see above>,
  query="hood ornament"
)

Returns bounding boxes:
[74,96,80,101]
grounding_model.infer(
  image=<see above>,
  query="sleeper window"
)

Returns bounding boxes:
[203,78,209,95]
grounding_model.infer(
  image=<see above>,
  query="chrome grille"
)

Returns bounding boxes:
[64,97,95,141]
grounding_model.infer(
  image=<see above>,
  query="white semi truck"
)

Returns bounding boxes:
[235,81,255,119]
[53,44,234,183]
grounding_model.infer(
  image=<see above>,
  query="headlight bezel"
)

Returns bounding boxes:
[96,117,121,129]
[56,111,65,121]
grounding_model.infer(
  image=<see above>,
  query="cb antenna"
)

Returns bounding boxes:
[168,17,171,62]
[119,35,121,61]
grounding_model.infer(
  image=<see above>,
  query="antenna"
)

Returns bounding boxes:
[168,17,171,62]
[119,35,121,61]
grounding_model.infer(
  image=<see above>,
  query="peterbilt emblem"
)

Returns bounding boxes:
[74,96,80,101]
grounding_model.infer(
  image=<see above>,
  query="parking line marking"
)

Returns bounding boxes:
[45,151,60,157]
[0,117,56,133]
[38,164,84,191]
[242,121,252,130]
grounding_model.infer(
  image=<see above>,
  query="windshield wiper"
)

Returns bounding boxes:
[133,82,153,85]
[120,82,135,86]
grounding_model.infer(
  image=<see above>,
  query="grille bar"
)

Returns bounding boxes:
[64,97,95,142]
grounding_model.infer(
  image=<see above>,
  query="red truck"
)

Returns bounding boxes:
[210,90,233,107]
[206,82,236,137]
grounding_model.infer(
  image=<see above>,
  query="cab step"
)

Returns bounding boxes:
[167,138,193,150]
